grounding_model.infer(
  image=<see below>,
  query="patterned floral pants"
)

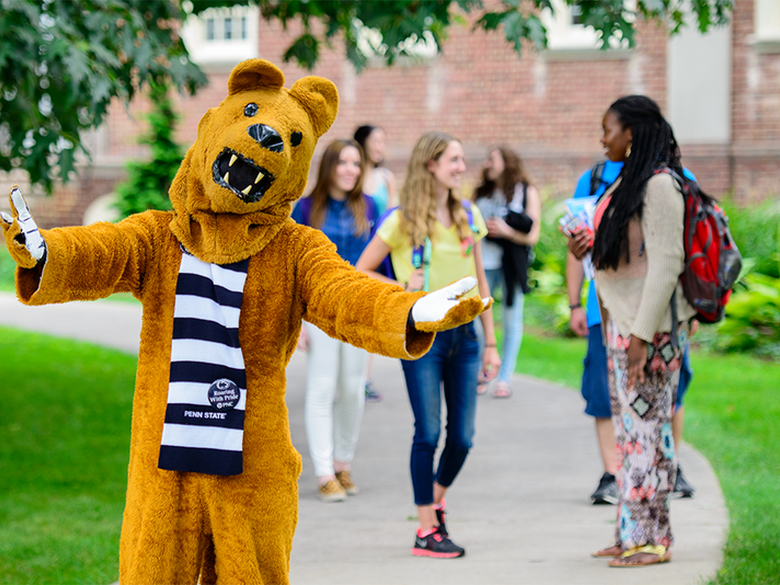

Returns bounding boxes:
[605,319,687,551]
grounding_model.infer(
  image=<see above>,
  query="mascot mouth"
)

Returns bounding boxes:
[212,148,275,203]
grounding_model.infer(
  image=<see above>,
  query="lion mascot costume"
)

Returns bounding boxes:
[1,59,489,584]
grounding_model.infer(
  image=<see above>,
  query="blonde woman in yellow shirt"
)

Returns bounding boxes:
[357,131,500,559]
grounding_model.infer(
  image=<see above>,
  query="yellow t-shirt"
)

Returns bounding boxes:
[376,206,488,294]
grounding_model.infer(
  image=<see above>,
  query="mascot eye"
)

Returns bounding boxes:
[291,131,302,147]
[244,103,259,117]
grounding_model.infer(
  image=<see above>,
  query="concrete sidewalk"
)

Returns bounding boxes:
[0,292,727,585]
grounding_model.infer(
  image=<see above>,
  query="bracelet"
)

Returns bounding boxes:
[568,303,581,310]
[485,343,497,348]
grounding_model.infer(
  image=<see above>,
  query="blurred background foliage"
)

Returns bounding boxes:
[525,190,780,359]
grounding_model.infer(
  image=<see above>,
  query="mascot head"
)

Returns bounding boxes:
[168,59,339,264]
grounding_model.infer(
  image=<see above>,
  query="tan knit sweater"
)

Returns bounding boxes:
[594,172,697,342]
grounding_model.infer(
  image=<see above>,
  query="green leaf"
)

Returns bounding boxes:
[282,33,320,70]
[0,0,734,194]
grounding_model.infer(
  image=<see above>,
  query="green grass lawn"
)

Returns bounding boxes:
[1,320,778,583]
[0,326,135,585]
[682,348,780,585]
[1,244,15,292]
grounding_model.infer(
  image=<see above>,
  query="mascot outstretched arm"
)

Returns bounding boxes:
[1,59,489,585]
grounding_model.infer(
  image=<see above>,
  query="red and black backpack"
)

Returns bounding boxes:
[655,167,742,324]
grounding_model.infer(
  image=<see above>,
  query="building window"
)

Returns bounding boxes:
[541,0,633,57]
[224,17,232,40]
[753,0,780,53]
[354,20,438,66]
[181,6,259,65]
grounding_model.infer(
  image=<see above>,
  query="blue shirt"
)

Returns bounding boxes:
[291,196,377,266]
[573,161,696,328]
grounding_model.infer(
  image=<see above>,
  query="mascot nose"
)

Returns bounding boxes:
[247,124,284,153]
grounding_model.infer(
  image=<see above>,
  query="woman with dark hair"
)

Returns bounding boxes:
[568,95,697,567]
[356,131,500,558]
[472,147,541,397]
[354,125,397,214]
[292,139,378,502]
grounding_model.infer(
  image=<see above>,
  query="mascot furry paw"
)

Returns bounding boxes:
[1,59,488,585]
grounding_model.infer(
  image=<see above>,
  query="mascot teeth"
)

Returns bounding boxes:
[212,148,275,203]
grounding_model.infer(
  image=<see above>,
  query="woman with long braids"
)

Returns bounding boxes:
[356,131,500,558]
[567,96,697,567]
[292,139,378,502]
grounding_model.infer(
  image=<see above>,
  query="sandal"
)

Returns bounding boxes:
[608,544,672,567]
[476,375,488,395]
[591,544,622,558]
[492,381,512,398]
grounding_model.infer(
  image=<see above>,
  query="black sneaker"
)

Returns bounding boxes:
[434,500,448,536]
[411,526,465,558]
[591,472,619,505]
[364,381,383,402]
[674,465,695,498]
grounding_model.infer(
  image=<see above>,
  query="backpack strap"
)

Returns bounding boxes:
[296,196,313,227]
[589,161,607,196]
[411,237,432,292]
[407,200,478,292]
[657,166,686,348]
[371,205,399,280]
[461,199,480,234]
[362,193,378,226]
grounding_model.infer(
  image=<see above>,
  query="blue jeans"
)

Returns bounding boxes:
[675,344,693,411]
[475,268,524,384]
[401,323,480,506]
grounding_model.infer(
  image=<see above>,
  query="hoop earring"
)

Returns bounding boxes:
[625,142,632,159]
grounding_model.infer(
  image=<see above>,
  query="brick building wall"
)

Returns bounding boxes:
[243,14,669,199]
[731,0,780,203]
[7,2,778,227]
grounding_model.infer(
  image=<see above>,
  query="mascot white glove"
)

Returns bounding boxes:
[410,276,491,330]
[1,186,47,267]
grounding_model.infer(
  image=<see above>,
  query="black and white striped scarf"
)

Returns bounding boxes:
[158,250,249,476]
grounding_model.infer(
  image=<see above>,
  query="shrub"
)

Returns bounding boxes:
[720,198,780,278]
[114,81,182,218]
[526,194,574,334]
[701,272,780,358]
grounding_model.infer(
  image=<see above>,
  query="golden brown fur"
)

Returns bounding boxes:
[3,59,486,584]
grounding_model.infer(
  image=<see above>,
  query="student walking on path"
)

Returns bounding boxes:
[356,131,501,559]
[472,146,540,398]
[568,95,697,567]
[292,139,378,502]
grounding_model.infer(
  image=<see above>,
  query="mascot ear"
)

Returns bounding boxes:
[289,76,339,139]
[228,59,285,95]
